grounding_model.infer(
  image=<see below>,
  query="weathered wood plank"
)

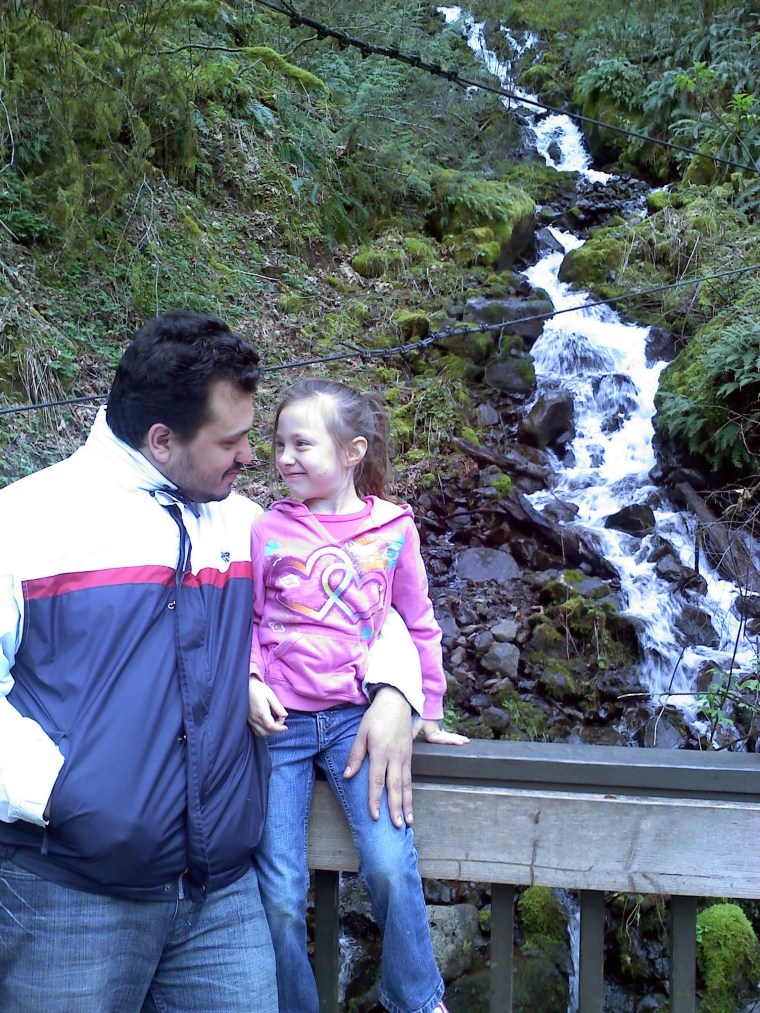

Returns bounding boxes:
[307,782,760,898]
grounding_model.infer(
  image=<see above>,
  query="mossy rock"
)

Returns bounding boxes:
[484,350,536,396]
[557,231,626,299]
[697,902,760,1013]
[428,170,535,267]
[393,310,430,339]
[447,229,501,268]
[518,886,569,946]
[437,326,495,365]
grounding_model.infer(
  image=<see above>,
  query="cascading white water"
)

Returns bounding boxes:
[439,6,754,714]
[439,7,610,181]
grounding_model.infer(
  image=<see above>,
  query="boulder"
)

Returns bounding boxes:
[519,390,575,449]
[604,504,656,536]
[458,547,522,582]
[427,903,480,981]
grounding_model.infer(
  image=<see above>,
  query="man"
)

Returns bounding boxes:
[0,310,416,1011]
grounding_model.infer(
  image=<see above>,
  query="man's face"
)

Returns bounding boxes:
[158,380,254,502]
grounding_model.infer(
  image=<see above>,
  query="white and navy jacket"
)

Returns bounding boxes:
[0,409,269,900]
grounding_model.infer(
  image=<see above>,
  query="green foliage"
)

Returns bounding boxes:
[696,667,760,747]
[574,58,646,111]
[656,302,760,475]
[696,903,760,1013]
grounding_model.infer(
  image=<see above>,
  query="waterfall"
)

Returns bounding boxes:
[438,6,754,717]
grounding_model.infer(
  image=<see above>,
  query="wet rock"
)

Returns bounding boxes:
[654,554,707,594]
[594,374,639,432]
[578,725,627,746]
[541,498,579,524]
[491,618,519,642]
[674,604,719,648]
[695,662,723,694]
[605,504,656,536]
[732,593,760,620]
[427,904,479,981]
[482,705,511,735]
[535,226,565,255]
[480,642,520,680]
[646,326,677,364]
[597,665,645,702]
[475,402,500,426]
[483,351,537,396]
[457,546,522,582]
[463,294,554,342]
[518,390,575,450]
[639,711,689,749]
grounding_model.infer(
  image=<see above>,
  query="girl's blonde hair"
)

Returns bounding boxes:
[273,378,392,498]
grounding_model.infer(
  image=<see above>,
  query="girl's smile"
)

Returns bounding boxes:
[274,397,365,514]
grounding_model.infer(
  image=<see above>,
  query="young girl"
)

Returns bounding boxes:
[248,377,468,1013]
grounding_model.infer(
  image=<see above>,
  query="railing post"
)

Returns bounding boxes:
[579,890,605,1012]
[489,883,515,1012]
[314,868,340,1013]
[670,895,697,1013]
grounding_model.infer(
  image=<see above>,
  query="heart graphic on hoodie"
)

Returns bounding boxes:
[271,546,387,622]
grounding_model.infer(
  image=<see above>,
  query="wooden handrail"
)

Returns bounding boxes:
[308,741,760,896]
[306,740,760,1012]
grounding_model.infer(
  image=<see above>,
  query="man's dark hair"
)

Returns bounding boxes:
[106,309,260,448]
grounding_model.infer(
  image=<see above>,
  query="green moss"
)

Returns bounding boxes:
[697,903,760,1013]
[646,190,675,213]
[393,310,430,339]
[460,426,480,446]
[278,291,305,315]
[518,886,568,945]
[493,473,513,497]
[562,569,585,585]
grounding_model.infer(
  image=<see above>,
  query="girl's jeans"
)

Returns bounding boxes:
[253,704,445,1013]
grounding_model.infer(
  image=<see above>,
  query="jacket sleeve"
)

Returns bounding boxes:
[364,606,425,716]
[386,516,447,720]
[249,524,266,679]
[0,575,64,825]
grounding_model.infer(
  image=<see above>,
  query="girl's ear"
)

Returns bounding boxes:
[345,436,368,467]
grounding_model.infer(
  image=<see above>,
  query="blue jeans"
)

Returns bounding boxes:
[0,860,277,1012]
[253,705,444,1013]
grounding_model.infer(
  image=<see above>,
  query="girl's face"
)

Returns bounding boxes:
[274,396,361,510]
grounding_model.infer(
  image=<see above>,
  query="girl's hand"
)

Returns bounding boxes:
[414,719,470,746]
[248,677,288,736]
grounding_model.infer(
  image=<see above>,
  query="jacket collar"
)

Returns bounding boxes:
[84,407,200,514]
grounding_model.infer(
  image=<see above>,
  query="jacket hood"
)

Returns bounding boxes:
[269,496,413,527]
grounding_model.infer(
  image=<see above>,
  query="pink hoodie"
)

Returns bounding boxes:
[250,496,445,720]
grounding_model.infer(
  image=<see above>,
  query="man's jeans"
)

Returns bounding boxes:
[0,861,277,1012]
[253,705,444,1013]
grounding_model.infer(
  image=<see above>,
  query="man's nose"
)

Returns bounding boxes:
[238,439,253,465]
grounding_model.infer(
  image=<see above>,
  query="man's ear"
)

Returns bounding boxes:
[345,436,368,467]
[144,422,175,466]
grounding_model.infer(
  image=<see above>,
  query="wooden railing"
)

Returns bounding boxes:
[306,740,760,1012]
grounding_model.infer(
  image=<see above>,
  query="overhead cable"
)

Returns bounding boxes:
[1,261,757,418]
[252,0,759,176]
